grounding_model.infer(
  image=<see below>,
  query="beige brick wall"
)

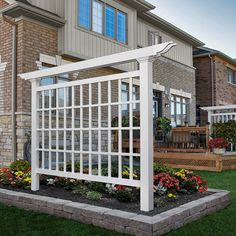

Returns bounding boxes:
[154,57,196,125]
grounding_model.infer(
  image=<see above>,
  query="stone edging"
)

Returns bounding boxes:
[0,188,230,236]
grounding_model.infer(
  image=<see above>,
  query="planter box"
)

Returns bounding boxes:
[0,188,230,236]
[213,148,226,155]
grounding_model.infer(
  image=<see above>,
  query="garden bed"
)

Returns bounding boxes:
[0,184,212,216]
[0,187,230,236]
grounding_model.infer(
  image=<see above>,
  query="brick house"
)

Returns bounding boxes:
[0,0,203,165]
[194,47,236,125]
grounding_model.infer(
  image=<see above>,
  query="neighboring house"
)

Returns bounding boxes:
[0,0,203,165]
[194,47,236,125]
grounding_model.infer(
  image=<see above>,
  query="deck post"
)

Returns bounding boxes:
[31,79,40,191]
[138,56,154,211]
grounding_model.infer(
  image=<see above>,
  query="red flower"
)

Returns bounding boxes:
[116,185,126,190]
[154,173,180,191]
[208,138,228,149]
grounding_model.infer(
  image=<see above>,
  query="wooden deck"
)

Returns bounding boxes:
[154,152,236,172]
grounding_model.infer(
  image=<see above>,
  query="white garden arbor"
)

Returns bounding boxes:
[20,42,176,212]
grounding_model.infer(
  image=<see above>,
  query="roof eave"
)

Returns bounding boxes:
[139,11,204,47]
[1,1,65,27]
[120,0,155,12]
[194,47,236,66]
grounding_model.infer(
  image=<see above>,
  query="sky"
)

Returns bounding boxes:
[146,0,236,58]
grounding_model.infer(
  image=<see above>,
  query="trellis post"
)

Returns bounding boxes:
[138,56,154,211]
[31,79,40,191]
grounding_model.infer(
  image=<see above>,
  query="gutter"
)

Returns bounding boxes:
[208,54,215,106]
[3,16,17,162]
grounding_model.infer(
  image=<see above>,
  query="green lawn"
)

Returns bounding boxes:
[0,170,235,236]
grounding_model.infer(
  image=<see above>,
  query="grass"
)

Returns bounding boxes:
[0,204,126,236]
[0,170,235,236]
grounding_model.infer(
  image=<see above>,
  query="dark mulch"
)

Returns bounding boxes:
[0,184,212,216]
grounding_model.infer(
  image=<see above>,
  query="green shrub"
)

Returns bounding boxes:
[153,162,175,175]
[212,120,236,145]
[115,188,135,202]
[85,191,102,201]
[86,182,106,193]
[72,185,88,196]
[10,160,30,172]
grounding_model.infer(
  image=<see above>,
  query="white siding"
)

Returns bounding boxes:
[28,0,193,68]
[137,19,193,67]
[61,0,137,71]
[28,0,65,17]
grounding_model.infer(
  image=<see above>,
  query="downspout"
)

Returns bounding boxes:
[3,16,17,162]
[208,54,214,106]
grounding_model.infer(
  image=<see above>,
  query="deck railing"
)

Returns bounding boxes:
[156,126,209,153]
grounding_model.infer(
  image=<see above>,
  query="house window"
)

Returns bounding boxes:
[78,0,91,29]
[117,11,127,43]
[227,68,236,84]
[148,31,162,46]
[105,5,115,39]
[121,83,139,115]
[92,0,103,34]
[171,95,188,126]
[153,91,162,118]
[40,65,70,108]
[77,0,127,44]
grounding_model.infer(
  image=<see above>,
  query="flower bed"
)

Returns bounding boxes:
[0,161,209,215]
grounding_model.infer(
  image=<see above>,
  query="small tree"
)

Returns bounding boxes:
[155,117,171,142]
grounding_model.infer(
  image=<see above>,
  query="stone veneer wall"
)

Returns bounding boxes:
[0,0,14,166]
[0,0,58,165]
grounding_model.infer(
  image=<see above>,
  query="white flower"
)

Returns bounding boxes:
[47,178,55,185]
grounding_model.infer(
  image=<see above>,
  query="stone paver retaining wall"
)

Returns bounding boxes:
[0,188,230,236]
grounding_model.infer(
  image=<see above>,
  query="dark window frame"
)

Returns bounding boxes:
[77,0,128,45]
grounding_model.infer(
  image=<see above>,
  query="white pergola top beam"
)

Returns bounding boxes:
[201,104,236,111]
[19,42,176,81]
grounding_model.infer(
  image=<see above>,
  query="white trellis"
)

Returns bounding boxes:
[202,105,236,152]
[202,105,236,124]
[20,42,176,211]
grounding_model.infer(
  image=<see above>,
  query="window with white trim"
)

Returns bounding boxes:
[227,68,236,84]
[148,31,162,46]
[121,83,139,115]
[40,65,71,108]
[171,95,189,126]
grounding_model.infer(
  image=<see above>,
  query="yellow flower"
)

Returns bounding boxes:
[122,170,129,176]
[15,171,24,177]
[168,193,176,198]
[23,177,32,183]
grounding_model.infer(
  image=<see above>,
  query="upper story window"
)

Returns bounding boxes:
[105,5,115,39]
[148,31,162,46]
[78,0,127,44]
[92,0,103,33]
[227,68,236,84]
[78,0,91,29]
[117,11,127,44]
